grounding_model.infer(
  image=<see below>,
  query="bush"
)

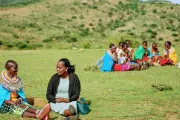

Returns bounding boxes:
[66,37,78,43]
[166,26,171,30]
[108,12,113,17]
[158,37,164,41]
[108,19,125,30]
[151,31,157,36]
[95,21,105,33]
[152,9,157,13]
[78,24,85,28]
[150,34,156,38]
[79,15,84,19]
[169,20,174,24]
[160,15,166,19]
[171,28,176,31]
[150,31,157,38]
[79,28,89,36]
[71,16,77,19]
[128,32,134,35]
[84,43,91,49]
[141,10,146,15]
[89,5,97,9]
[84,65,99,71]
[3,42,14,49]
[43,37,53,43]
[31,43,43,49]
[146,29,153,33]
[12,33,19,38]
[150,24,158,28]
[89,23,94,26]
[17,42,28,49]
[0,40,3,46]
[143,24,147,27]
[172,33,178,37]
[152,84,173,91]
[174,39,179,42]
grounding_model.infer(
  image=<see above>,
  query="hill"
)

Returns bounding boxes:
[0,0,180,49]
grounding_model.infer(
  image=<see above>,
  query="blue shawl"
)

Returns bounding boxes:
[101,52,114,72]
[0,85,27,108]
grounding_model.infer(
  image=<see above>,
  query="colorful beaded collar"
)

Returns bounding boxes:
[0,70,23,92]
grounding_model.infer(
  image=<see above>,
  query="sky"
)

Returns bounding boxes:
[141,0,180,4]
[168,0,180,4]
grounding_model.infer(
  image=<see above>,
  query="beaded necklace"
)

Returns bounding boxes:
[0,70,23,92]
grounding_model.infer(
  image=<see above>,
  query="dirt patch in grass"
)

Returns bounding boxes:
[166,113,178,120]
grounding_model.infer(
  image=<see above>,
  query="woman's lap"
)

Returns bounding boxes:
[0,102,31,116]
[50,101,77,115]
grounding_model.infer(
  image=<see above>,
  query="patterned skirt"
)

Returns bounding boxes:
[0,102,31,116]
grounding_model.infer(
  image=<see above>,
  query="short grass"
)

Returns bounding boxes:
[0,48,180,120]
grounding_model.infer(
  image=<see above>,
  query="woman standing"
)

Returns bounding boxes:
[46,58,81,118]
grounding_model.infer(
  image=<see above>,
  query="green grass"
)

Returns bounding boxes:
[0,48,180,120]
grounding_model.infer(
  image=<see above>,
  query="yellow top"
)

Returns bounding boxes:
[10,92,19,102]
[164,47,178,64]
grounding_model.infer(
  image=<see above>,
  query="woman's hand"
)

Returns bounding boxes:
[55,98,63,103]
[62,98,69,103]
[15,98,22,106]
[5,100,15,105]
[56,98,69,103]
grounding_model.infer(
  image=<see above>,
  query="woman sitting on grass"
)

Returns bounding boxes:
[118,43,141,71]
[148,42,161,66]
[134,41,150,62]
[101,44,118,72]
[116,41,124,55]
[46,58,80,119]
[126,40,134,60]
[160,41,178,66]
[0,60,50,120]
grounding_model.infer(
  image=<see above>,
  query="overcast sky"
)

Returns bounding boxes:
[141,0,180,4]
[168,0,180,4]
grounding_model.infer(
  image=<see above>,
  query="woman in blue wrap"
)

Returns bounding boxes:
[101,44,117,72]
[0,60,50,119]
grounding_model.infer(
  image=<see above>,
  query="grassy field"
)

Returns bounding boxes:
[0,48,180,120]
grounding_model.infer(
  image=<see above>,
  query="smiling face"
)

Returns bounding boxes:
[56,61,68,76]
[7,63,18,78]
[126,41,130,47]
[165,42,171,50]
[111,47,117,53]
[152,43,157,49]
[119,42,123,48]
[142,42,147,49]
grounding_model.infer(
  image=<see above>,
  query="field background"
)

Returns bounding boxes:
[0,48,180,120]
[0,0,180,119]
[0,0,180,50]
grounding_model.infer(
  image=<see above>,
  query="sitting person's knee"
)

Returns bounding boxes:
[64,109,71,117]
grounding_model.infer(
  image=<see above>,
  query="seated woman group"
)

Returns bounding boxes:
[100,40,178,72]
[0,58,81,120]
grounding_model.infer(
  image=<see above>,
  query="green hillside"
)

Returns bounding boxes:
[0,0,41,6]
[0,0,180,49]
